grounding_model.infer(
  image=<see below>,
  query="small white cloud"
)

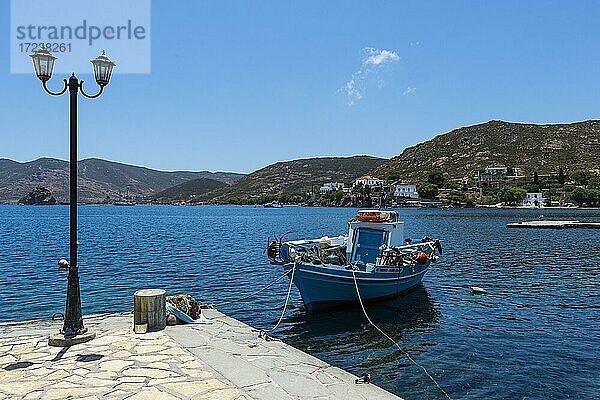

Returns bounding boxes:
[409,41,421,47]
[344,78,363,106]
[403,86,416,95]
[363,48,400,65]
[342,47,400,106]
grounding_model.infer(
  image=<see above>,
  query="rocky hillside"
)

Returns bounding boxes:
[0,158,244,203]
[372,120,600,182]
[200,155,386,203]
[150,177,228,203]
[17,187,57,205]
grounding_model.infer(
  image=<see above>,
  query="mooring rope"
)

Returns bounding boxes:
[259,261,297,339]
[350,268,452,400]
[207,268,294,308]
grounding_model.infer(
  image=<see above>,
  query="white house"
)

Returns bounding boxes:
[521,192,545,207]
[394,184,419,199]
[354,176,384,187]
[320,182,345,194]
[485,166,508,174]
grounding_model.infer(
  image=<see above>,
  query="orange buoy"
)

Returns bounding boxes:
[416,252,429,265]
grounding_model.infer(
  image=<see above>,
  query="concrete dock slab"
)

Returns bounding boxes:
[0,311,402,400]
[507,220,600,229]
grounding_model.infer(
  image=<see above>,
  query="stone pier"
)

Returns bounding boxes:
[0,310,402,400]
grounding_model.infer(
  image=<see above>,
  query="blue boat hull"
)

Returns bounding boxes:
[282,262,429,312]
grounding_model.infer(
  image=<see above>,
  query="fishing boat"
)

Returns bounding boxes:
[267,210,442,311]
[263,201,283,208]
[113,201,135,206]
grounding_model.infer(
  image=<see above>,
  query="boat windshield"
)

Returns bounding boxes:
[352,228,387,264]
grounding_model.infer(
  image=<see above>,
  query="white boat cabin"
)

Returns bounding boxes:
[277,210,405,267]
[346,210,404,264]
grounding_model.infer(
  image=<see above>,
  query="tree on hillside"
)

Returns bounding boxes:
[446,190,472,207]
[351,183,363,194]
[497,187,527,205]
[417,183,439,200]
[533,172,539,185]
[476,195,497,206]
[571,171,593,186]
[322,189,344,204]
[351,183,373,206]
[558,168,566,185]
[427,170,445,188]
[445,181,459,190]
[589,175,600,190]
[572,188,586,205]
[544,187,558,207]
[572,188,600,206]
[385,171,402,182]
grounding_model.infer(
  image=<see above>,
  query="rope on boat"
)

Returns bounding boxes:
[350,267,453,400]
[258,261,297,340]
[206,268,294,309]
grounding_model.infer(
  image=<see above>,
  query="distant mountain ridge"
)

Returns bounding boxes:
[0,157,244,203]
[372,120,600,182]
[150,177,228,202]
[199,155,387,203]
[5,120,598,204]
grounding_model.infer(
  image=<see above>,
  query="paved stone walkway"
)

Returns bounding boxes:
[0,313,249,400]
[0,311,401,400]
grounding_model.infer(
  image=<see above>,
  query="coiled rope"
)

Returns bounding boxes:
[350,268,452,400]
[206,268,294,309]
[259,261,297,340]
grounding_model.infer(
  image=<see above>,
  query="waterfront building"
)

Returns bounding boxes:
[320,182,345,194]
[476,172,505,188]
[476,166,524,189]
[521,192,545,207]
[354,175,384,187]
[485,166,508,174]
[394,184,419,199]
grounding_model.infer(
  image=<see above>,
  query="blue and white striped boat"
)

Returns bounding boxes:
[267,210,442,311]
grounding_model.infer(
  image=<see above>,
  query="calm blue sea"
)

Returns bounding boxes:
[1,205,599,399]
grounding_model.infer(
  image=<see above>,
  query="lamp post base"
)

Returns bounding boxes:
[48,331,96,347]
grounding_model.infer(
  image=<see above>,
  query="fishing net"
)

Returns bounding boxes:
[165,294,201,320]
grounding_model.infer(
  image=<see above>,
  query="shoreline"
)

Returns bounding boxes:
[2,202,600,211]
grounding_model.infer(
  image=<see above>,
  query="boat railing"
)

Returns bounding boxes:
[393,240,438,251]
[275,237,440,267]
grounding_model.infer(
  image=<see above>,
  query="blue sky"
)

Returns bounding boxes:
[1,1,599,173]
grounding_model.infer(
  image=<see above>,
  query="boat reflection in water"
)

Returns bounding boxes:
[279,285,440,369]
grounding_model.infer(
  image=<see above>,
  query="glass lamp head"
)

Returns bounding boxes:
[30,45,57,82]
[91,50,116,87]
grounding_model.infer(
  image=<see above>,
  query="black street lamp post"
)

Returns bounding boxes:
[30,46,115,345]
